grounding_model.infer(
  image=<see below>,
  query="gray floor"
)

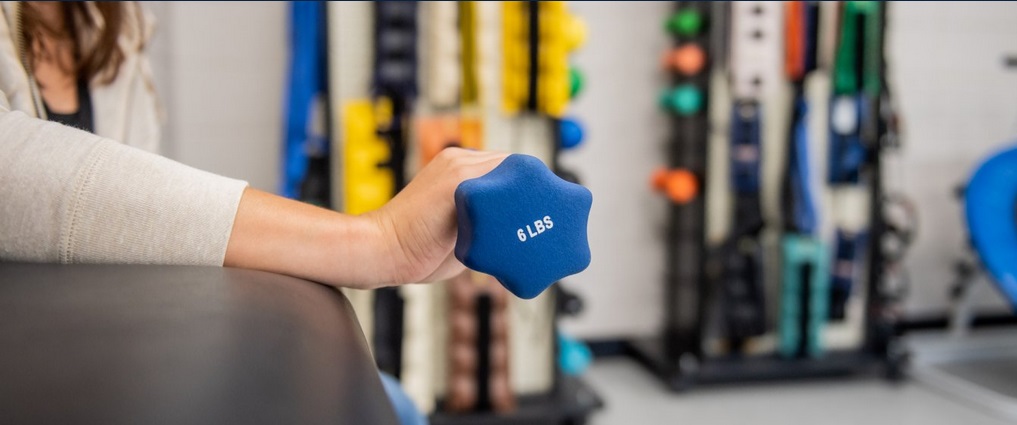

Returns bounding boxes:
[584,358,1010,425]
[939,358,1017,398]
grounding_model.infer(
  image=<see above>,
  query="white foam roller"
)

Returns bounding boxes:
[421,2,460,108]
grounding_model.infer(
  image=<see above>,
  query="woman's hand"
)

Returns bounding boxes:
[367,148,509,284]
[224,148,508,289]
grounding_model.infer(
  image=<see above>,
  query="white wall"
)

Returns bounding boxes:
[148,2,288,192]
[148,2,1017,339]
[889,2,1017,316]
[561,1,1017,338]
[556,2,672,338]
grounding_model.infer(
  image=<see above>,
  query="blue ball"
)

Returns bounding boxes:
[560,118,585,150]
[558,333,593,376]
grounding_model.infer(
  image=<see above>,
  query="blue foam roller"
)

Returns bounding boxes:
[455,154,593,299]
[965,144,1017,309]
[559,118,585,150]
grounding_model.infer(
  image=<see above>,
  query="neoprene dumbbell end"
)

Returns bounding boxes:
[455,154,593,299]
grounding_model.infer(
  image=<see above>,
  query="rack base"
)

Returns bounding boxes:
[627,336,905,392]
[430,375,604,425]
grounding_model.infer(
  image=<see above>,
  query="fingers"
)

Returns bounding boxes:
[436,147,509,172]
[452,151,510,182]
[381,147,510,284]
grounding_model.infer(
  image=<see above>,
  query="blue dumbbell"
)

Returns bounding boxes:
[455,154,593,299]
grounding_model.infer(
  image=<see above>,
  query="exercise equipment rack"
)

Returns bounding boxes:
[629,1,908,391]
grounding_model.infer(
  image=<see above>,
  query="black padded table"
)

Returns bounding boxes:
[0,263,398,425]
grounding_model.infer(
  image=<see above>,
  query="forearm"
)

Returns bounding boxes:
[222,149,508,289]
[223,188,400,289]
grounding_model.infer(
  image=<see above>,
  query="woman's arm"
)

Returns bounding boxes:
[225,148,508,290]
[0,110,247,265]
[0,107,508,288]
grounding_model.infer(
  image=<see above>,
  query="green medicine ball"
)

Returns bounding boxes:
[665,10,702,37]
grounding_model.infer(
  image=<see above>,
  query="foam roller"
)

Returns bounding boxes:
[455,154,593,299]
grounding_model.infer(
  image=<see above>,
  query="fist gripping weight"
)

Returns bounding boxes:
[454,154,593,299]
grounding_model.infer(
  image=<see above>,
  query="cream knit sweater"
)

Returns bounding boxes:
[0,109,247,265]
[0,3,247,266]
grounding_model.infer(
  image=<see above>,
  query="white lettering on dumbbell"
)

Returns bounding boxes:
[517,215,554,242]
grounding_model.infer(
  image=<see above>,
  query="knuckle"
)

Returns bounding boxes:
[435,146,455,159]
[455,164,476,181]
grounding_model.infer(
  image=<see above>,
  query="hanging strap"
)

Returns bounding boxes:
[720,1,783,344]
[282,2,326,199]
[784,1,820,234]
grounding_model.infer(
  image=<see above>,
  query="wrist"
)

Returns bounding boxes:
[306,211,398,290]
[356,210,409,287]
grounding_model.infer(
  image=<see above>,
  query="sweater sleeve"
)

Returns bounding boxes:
[0,110,248,266]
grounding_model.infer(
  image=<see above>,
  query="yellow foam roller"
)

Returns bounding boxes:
[343,100,394,215]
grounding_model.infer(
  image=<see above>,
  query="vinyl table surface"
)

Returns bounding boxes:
[0,263,397,425]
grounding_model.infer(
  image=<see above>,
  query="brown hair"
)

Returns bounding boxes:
[21,2,127,85]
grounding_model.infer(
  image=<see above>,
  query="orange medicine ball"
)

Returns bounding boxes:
[662,44,706,76]
[651,168,699,204]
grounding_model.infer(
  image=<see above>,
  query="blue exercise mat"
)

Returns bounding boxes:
[965,145,1017,309]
